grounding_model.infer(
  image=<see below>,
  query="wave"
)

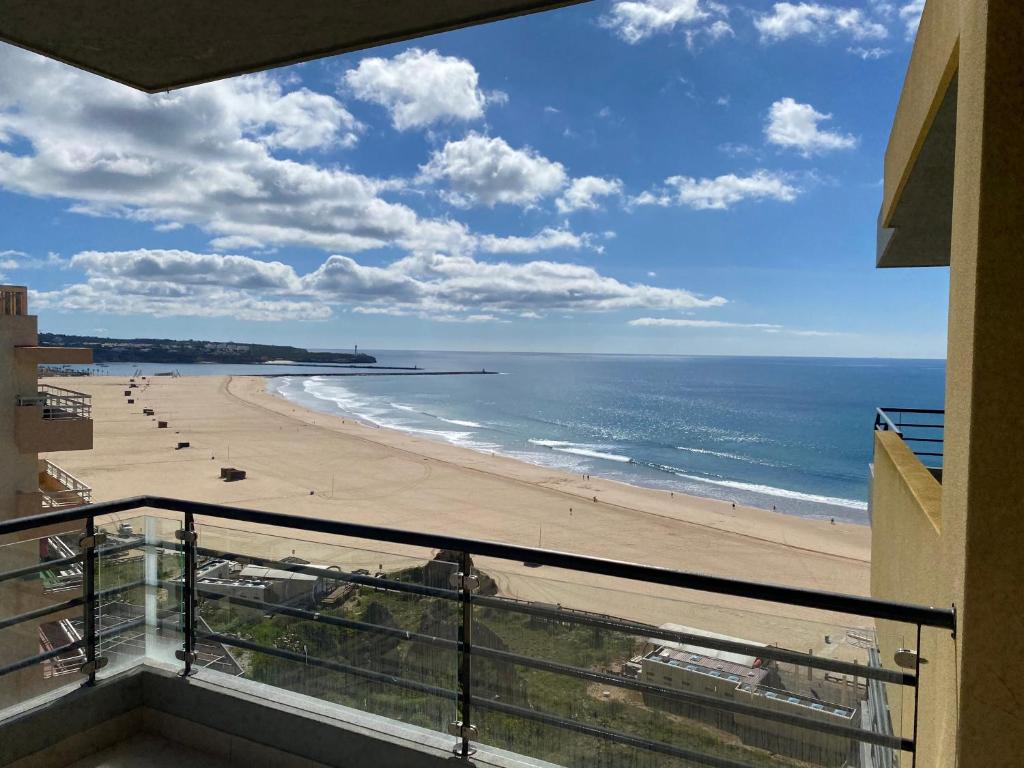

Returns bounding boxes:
[676,446,775,465]
[529,439,632,464]
[389,402,483,429]
[668,470,868,511]
[440,417,483,428]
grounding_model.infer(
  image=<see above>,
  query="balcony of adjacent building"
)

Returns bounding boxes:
[14,385,94,454]
[0,497,955,768]
[38,461,93,511]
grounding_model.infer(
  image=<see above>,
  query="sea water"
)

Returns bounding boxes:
[268,352,945,524]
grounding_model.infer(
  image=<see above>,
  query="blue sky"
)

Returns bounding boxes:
[0,0,947,357]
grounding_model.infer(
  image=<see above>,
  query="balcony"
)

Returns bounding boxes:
[15,346,93,366]
[1,285,28,317]
[0,497,954,768]
[874,408,944,483]
[39,460,93,510]
[14,385,93,454]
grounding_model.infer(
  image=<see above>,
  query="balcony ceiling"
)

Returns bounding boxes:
[877,74,956,268]
[0,0,590,93]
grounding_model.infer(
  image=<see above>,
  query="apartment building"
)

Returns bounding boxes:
[1,285,94,526]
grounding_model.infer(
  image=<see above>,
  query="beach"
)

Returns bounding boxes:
[43,374,873,659]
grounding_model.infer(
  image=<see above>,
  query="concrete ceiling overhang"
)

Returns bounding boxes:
[877,74,957,268]
[0,0,591,93]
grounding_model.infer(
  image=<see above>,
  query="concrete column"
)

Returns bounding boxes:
[943,0,1024,764]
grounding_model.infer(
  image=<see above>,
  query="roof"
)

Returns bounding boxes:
[0,1,591,93]
[239,565,318,582]
[652,624,767,669]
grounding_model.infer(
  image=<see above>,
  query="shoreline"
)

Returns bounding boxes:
[43,374,872,655]
[242,376,869,562]
[269,374,870,523]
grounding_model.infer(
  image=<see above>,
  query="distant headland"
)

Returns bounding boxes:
[39,333,377,365]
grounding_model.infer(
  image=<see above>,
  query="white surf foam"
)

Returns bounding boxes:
[528,439,632,464]
[440,418,483,428]
[670,471,868,510]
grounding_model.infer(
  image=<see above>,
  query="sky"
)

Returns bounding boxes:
[0,0,948,358]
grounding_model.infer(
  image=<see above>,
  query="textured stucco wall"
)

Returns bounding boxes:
[879,1,1024,765]
[0,313,41,524]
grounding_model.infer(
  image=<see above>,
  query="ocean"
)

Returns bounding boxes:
[258,352,946,524]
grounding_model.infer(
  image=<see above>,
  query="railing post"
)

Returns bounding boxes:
[78,514,107,683]
[449,550,478,758]
[175,511,197,676]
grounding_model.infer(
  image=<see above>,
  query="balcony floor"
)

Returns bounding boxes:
[66,734,228,768]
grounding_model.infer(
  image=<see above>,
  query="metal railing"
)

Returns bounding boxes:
[0,497,957,768]
[16,384,92,420]
[0,285,27,316]
[875,408,944,467]
[40,460,93,509]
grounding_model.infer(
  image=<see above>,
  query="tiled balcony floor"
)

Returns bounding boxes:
[65,734,229,768]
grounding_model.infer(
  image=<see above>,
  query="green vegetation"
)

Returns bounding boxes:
[39,332,376,365]
[198,566,808,768]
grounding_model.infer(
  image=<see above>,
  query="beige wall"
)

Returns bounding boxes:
[0,312,42,524]
[870,432,956,765]
[13,408,94,454]
[876,1,1024,765]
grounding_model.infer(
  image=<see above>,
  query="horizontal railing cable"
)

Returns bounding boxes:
[200,630,458,702]
[473,645,909,751]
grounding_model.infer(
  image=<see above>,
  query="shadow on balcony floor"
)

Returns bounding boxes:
[66,734,228,768]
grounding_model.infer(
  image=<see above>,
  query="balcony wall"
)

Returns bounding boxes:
[14,347,93,366]
[870,430,956,768]
[14,406,93,454]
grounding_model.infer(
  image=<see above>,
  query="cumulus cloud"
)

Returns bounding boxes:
[477,227,599,254]
[419,133,567,208]
[34,248,727,322]
[755,3,888,43]
[0,46,477,256]
[601,1,732,46]
[556,176,623,214]
[899,1,924,38]
[765,98,857,155]
[344,48,500,130]
[633,170,800,210]
[0,249,65,270]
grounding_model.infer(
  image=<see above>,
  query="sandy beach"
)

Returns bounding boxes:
[43,374,873,659]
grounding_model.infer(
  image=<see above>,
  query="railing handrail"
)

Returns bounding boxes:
[36,383,92,399]
[16,384,92,419]
[42,459,91,494]
[0,495,957,631]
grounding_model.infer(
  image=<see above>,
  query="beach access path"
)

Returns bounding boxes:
[43,375,873,659]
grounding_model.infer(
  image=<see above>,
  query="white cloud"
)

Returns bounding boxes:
[477,227,598,254]
[0,46,475,256]
[35,247,727,322]
[0,249,65,270]
[847,46,891,59]
[629,318,847,336]
[556,176,623,214]
[633,170,800,210]
[899,1,924,38]
[755,3,888,43]
[344,48,499,131]
[601,1,731,46]
[765,98,857,156]
[629,318,783,329]
[419,133,567,208]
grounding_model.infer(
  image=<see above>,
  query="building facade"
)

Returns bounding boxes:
[869,1,1024,766]
[1,285,94,526]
